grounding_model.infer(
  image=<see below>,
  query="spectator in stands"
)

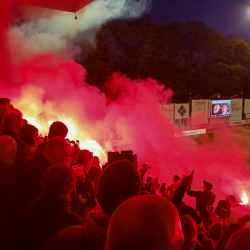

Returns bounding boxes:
[0,113,32,170]
[180,205,203,225]
[225,228,250,250]
[47,160,142,250]
[215,195,237,219]
[180,215,202,250]
[139,163,150,181]
[0,97,12,127]
[14,164,83,250]
[167,174,181,199]
[20,124,39,148]
[21,136,71,202]
[35,121,68,156]
[217,214,250,250]
[105,195,184,250]
[208,223,222,249]
[1,113,31,156]
[0,135,18,250]
[88,156,102,186]
[187,180,216,229]
[73,150,95,206]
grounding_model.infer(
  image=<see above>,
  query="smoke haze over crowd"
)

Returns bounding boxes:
[2,0,250,216]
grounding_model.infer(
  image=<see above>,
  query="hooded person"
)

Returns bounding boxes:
[47,160,142,250]
[105,195,184,250]
[187,180,216,229]
[35,121,68,157]
[14,164,83,250]
[225,228,250,250]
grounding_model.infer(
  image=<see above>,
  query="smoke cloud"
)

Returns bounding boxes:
[9,0,152,58]
[2,0,249,222]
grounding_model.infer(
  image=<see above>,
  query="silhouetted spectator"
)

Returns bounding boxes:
[47,160,142,250]
[0,97,11,129]
[180,205,203,225]
[180,215,203,250]
[20,124,39,148]
[105,195,184,250]
[225,228,250,250]
[215,195,237,219]
[167,174,181,198]
[88,156,102,186]
[1,113,31,157]
[35,121,68,156]
[0,135,18,250]
[14,164,83,250]
[21,136,71,202]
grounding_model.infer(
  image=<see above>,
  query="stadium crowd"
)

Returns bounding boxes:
[0,97,249,250]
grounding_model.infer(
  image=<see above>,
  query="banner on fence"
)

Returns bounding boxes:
[174,129,206,137]
[162,104,174,122]
[175,103,189,119]
[191,100,209,125]
[229,99,242,121]
[245,99,250,114]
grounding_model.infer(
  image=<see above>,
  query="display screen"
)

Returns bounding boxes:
[211,100,231,118]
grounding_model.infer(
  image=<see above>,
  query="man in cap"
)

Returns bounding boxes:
[187,180,216,229]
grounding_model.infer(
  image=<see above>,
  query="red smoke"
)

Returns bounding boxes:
[1,2,249,222]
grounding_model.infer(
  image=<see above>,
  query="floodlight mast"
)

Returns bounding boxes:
[0,0,94,82]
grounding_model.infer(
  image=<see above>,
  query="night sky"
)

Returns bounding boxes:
[149,0,250,42]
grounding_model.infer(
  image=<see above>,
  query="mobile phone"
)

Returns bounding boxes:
[220,208,226,219]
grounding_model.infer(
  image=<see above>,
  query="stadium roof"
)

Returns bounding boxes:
[8,0,94,13]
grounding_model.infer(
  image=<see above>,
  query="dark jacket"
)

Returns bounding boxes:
[47,206,109,250]
[88,166,101,187]
[19,154,53,203]
[34,141,48,157]
[217,223,241,250]
[14,198,83,250]
[215,200,231,219]
[187,189,216,217]
[0,161,19,250]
